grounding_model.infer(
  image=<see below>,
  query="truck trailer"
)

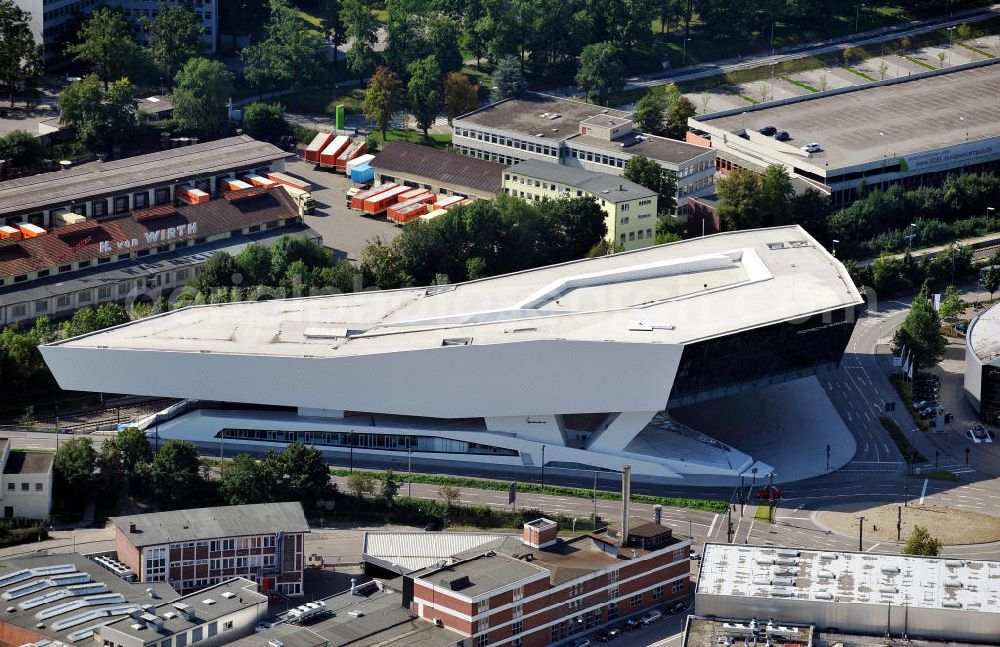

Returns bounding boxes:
[350,183,397,210]
[335,141,368,173]
[318,135,350,168]
[304,132,334,163]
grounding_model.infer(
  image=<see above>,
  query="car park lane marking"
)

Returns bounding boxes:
[919,479,928,505]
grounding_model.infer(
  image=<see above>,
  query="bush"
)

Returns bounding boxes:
[242,102,292,141]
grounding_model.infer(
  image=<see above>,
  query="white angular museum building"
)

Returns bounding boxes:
[41,226,862,479]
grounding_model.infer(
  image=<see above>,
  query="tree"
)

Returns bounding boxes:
[939,285,965,320]
[379,469,401,503]
[219,0,270,41]
[362,66,403,142]
[360,236,412,288]
[66,7,141,91]
[58,75,137,151]
[342,0,378,81]
[347,472,376,498]
[234,243,274,286]
[759,164,794,223]
[893,284,946,371]
[633,92,665,135]
[241,0,328,93]
[623,156,677,215]
[317,0,346,70]
[426,14,463,74]
[145,4,205,81]
[438,484,461,508]
[172,57,234,136]
[716,168,768,231]
[842,45,859,65]
[443,72,478,125]
[985,266,1000,300]
[902,525,942,556]
[106,426,153,481]
[150,440,203,509]
[0,131,44,170]
[242,102,291,140]
[663,96,696,139]
[0,0,41,108]
[219,453,273,505]
[54,437,96,500]
[407,56,442,138]
[266,442,331,505]
[489,56,525,102]
[195,251,237,292]
[576,41,623,105]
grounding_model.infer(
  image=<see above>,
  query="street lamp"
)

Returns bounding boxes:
[855,3,866,33]
[987,206,995,232]
[540,444,546,487]
[682,38,692,66]
[771,21,776,54]
[858,515,867,550]
[831,239,840,256]
[948,26,957,66]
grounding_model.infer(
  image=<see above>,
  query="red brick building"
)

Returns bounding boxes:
[402,518,691,646]
[112,502,309,597]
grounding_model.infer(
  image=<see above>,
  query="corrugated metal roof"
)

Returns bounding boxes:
[363,531,510,574]
[112,502,309,547]
[373,142,504,196]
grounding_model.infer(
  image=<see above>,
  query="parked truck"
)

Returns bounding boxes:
[318,135,350,168]
[304,132,334,164]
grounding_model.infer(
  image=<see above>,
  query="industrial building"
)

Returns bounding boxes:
[687,59,1000,207]
[0,440,53,520]
[0,553,265,647]
[504,159,658,250]
[16,0,217,67]
[41,225,862,480]
[964,300,1000,423]
[0,136,288,228]
[372,141,505,199]
[694,543,1000,644]
[112,502,309,597]
[0,187,315,327]
[452,93,715,214]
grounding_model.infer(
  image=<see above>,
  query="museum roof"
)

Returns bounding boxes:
[48,225,863,358]
[111,502,309,547]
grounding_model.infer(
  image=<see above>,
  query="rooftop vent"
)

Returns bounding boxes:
[548,113,561,119]
[442,338,472,347]
[348,610,365,618]
[268,641,284,647]
[220,592,236,600]
[814,592,834,600]
[201,599,215,606]
[766,242,787,250]
[942,600,962,608]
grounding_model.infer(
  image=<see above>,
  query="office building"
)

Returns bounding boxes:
[111,502,309,596]
[687,59,1000,207]
[503,159,658,250]
[0,440,53,519]
[0,135,288,228]
[16,0,217,67]
[453,93,715,214]
[694,543,1000,644]
[40,225,862,480]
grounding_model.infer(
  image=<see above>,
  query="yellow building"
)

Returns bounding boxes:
[503,159,659,250]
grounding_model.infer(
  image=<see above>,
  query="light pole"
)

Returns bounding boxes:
[855,3,865,33]
[948,26,956,66]
[407,447,412,498]
[540,444,545,487]
[592,471,598,528]
[750,466,758,493]
[831,239,840,257]
[858,515,867,550]
[986,206,995,232]
[682,38,692,66]
[771,21,776,54]
[767,471,776,522]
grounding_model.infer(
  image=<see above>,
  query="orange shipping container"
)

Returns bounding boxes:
[267,172,311,192]
[304,132,334,163]
[318,135,350,167]
[388,202,430,225]
[222,179,253,192]
[362,185,410,214]
[0,225,23,240]
[241,174,278,189]
[351,183,397,209]
[434,195,465,209]
[176,185,210,205]
[335,141,367,173]
[17,223,47,238]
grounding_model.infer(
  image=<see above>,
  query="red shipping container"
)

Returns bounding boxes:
[363,185,410,214]
[351,183,397,210]
[335,141,367,173]
[304,132,334,163]
[318,135,349,167]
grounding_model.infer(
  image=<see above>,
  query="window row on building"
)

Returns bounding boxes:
[218,427,519,456]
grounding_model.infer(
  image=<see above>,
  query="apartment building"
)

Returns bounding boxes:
[404,518,691,646]
[0,439,53,519]
[453,93,715,214]
[503,159,658,250]
[112,503,309,597]
[16,0,217,67]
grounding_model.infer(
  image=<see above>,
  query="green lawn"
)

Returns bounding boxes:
[371,129,453,149]
[754,503,773,522]
[278,87,366,115]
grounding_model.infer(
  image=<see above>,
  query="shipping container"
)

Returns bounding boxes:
[267,172,312,192]
[241,173,278,189]
[346,154,375,172]
[17,223,46,238]
[388,202,430,225]
[318,135,350,167]
[397,188,428,202]
[176,184,210,205]
[55,213,87,226]
[420,208,448,222]
[350,163,375,184]
[304,132,334,163]
[222,179,253,192]
[0,225,22,240]
[434,195,465,209]
[362,185,410,214]
[335,141,368,173]
[351,183,397,210]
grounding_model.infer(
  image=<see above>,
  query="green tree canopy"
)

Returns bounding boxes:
[575,41,623,105]
[66,7,141,91]
[54,437,96,500]
[663,95,697,139]
[443,71,479,126]
[379,469,401,504]
[265,442,331,506]
[985,266,1000,300]
[172,57,234,136]
[318,0,346,69]
[234,243,274,286]
[341,0,379,80]
[623,155,678,215]
[407,56,442,138]
[633,92,665,135]
[0,131,44,170]
[938,285,965,320]
[362,66,403,141]
[241,0,328,92]
[58,76,138,151]
[219,453,273,505]
[150,440,203,509]
[0,0,41,108]
[489,56,526,102]
[893,284,946,371]
[145,4,205,81]
[426,14,463,74]
[902,525,942,556]
[105,426,153,481]
[242,102,291,140]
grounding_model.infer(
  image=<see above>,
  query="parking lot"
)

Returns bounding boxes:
[285,158,400,261]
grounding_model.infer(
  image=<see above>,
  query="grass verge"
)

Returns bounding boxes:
[958,41,994,58]
[370,129,452,149]
[329,468,730,513]
[879,414,928,463]
[754,504,772,522]
[903,55,936,70]
[782,77,819,92]
[918,469,961,481]
[846,67,877,82]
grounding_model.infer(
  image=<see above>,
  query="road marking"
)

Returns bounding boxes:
[846,411,853,421]
[866,542,882,553]
[919,479,928,505]
[707,514,719,540]
[883,443,891,455]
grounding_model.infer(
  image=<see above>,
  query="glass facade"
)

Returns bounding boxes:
[980,365,1000,424]
[218,428,518,456]
[667,307,858,407]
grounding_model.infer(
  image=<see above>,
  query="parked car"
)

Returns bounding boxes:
[689,549,701,561]
[758,126,777,136]
[595,628,621,642]
[570,639,591,647]
[423,520,443,531]
[668,601,687,614]
[967,425,993,443]
[773,131,791,141]
[912,400,938,410]
[919,406,940,419]
[623,618,643,631]
[641,610,662,625]
[955,323,969,334]
[801,143,822,153]
[754,485,783,500]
